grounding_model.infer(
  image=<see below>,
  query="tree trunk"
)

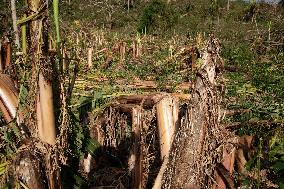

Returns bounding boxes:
[38,73,56,145]
[153,96,179,189]
[27,0,56,145]
[10,1,59,188]
[28,0,59,188]
[156,95,178,160]
[227,0,230,11]
[10,0,20,47]
[13,150,45,189]
[161,36,232,188]
[131,106,143,189]
[87,47,93,69]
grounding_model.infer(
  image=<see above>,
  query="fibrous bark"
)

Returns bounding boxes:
[10,1,60,188]
[161,36,234,188]
[131,106,143,189]
[156,95,178,160]
[12,150,45,189]
[26,0,56,145]
[153,95,179,189]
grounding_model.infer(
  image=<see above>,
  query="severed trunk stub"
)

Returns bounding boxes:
[10,0,60,188]
[161,35,235,188]
[11,149,46,189]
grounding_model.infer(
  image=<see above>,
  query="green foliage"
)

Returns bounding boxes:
[269,130,284,187]
[138,0,178,34]
[18,85,28,117]
[0,123,20,187]
[242,2,258,22]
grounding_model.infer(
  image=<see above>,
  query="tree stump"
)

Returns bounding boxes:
[161,36,235,188]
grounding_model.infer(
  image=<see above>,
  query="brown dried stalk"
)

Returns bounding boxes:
[87,47,93,69]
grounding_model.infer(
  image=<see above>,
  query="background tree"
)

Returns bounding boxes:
[10,0,20,47]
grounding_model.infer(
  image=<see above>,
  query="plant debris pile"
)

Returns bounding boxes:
[84,103,161,188]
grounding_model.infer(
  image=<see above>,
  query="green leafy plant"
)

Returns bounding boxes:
[270,130,284,188]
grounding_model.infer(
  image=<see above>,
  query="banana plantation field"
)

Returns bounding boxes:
[0,0,284,188]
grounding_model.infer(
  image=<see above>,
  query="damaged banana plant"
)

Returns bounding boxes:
[0,0,69,188]
[159,35,236,189]
[13,0,58,188]
[0,0,77,187]
[76,36,243,189]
